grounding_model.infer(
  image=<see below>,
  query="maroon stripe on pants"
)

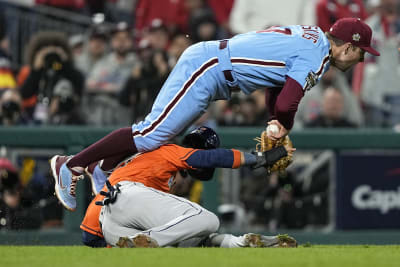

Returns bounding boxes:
[132,58,219,138]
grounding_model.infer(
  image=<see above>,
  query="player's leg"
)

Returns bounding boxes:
[100,181,220,247]
[85,152,134,195]
[136,205,219,247]
[100,212,142,247]
[85,161,108,195]
[129,45,218,152]
[205,233,298,248]
[50,128,136,211]
[81,230,107,248]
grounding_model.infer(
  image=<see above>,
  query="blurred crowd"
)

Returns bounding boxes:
[0,0,399,230]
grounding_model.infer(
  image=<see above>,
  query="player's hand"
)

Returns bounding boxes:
[284,144,296,157]
[251,146,287,169]
[267,120,289,141]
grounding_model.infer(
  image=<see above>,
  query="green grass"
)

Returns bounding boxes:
[1,246,400,267]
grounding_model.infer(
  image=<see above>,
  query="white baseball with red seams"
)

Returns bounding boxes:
[267,124,279,135]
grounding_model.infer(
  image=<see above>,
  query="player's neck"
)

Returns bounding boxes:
[328,40,340,60]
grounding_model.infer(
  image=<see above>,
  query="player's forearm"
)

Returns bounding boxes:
[266,87,281,119]
[185,148,242,169]
[274,76,304,130]
[186,148,287,169]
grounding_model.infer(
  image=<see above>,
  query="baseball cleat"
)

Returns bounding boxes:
[50,155,83,211]
[85,163,108,195]
[276,234,298,248]
[116,234,159,248]
[243,233,297,248]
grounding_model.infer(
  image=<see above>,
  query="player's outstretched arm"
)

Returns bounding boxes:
[185,147,294,170]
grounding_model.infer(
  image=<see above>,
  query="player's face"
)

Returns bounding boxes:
[331,44,365,72]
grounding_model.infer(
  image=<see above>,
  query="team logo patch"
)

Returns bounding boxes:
[352,33,361,42]
[304,71,317,91]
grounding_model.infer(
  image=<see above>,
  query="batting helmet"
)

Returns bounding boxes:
[182,126,220,150]
[182,126,220,181]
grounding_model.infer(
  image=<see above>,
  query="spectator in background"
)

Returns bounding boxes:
[365,0,382,15]
[0,16,17,96]
[294,68,364,128]
[305,86,357,128]
[353,0,400,127]
[0,90,27,126]
[229,0,316,34]
[167,32,193,68]
[69,34,85,60]
[75,24,109,76]
[316,0,368,32]
[0,157,42,230]
[119,39,170,122]
[238,97,268,126]
[216,93,268,127]
[215,95,241,126]
[134,0,231,41]
[84,22,139,126]
[206,0,234,34]
[105,0,137,25]
[188,7,228,43]
[19,31,85,125]
[141,19,170,51]
[134,0,187,36]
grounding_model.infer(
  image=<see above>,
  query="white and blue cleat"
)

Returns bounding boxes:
[50,155,83,212]
[85,164,108,195]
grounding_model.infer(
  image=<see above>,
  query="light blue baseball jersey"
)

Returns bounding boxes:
[132,25,331,152]
[225,25,331,96]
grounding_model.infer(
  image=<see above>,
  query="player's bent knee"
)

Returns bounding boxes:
[201,211,220,233]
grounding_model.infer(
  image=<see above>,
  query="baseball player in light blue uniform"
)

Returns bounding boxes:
[51,18,379,211]
[132,25,330,151]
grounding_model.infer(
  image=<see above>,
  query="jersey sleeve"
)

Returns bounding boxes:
[286,48,330,92]
[185,148,242,169]
[159,145,243,170]
[158,144,198,169]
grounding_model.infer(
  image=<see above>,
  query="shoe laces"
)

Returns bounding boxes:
[70,175,84,197]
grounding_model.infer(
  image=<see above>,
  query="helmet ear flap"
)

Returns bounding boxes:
[182,133,205,149]
[188,168,215,181]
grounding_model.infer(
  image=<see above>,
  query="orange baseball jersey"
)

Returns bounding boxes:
[81,144,197,237]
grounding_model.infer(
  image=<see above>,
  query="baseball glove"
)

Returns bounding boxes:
[254,131,293,173]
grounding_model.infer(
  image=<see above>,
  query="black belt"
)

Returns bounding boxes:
[219,40,240,92]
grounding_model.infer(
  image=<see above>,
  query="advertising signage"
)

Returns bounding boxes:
[336,152,400,229]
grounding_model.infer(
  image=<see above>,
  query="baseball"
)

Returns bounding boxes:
[267,124,279,135]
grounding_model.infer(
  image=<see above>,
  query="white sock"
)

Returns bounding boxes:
[213,234,245,248]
